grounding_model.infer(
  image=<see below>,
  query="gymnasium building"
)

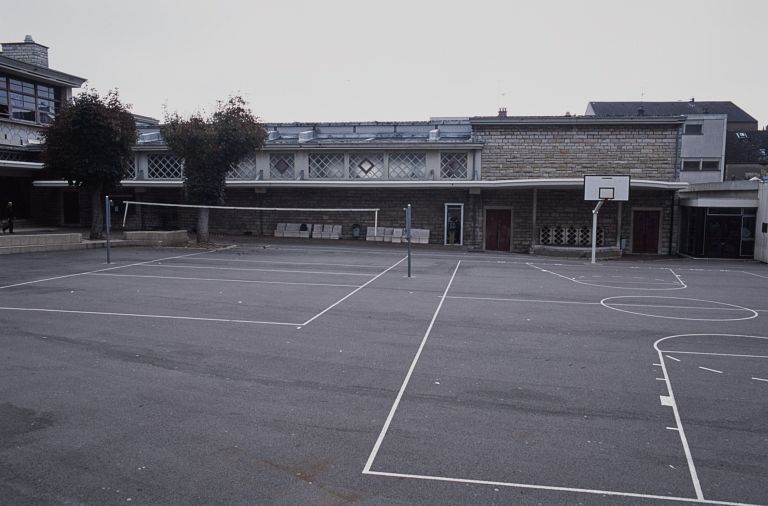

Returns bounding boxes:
[2,35,766,260]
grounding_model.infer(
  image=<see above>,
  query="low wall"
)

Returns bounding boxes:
[530,244,623,259]
[0,233,82,255]
[123,230,189,246]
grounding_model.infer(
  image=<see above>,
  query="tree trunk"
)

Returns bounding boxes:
[89,183,104,240]
[197,207,209,243]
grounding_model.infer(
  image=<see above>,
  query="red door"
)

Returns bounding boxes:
[632,210,660,254]
[485,209,511,251]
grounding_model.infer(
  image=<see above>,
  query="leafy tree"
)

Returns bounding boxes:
[43,88,136,239]
[162,96,267,243]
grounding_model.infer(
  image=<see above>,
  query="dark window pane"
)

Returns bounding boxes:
[701,161,719,171]
[684,124,703,135]
[682,161,700,171]
[11,108,35,121]
[0,78,6,90]
[9,79,22,92]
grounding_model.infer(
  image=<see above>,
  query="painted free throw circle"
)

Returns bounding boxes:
[600,296,758,321]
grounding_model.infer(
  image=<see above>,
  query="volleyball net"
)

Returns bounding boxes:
[119,200,380,239]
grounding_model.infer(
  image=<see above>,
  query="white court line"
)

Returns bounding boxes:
[752,377,768,383]
[363,260,461,473]
[699,366,724,374]
[653,336,704,501]
[660,351,768,360]
[145,263,375,277]
[527,262,686,291]
[666,355,681,362]
[446,295,598,305]
[300,256,406,326]
[740,270,768,280]
[180,257,391,269]
[88,272,360,288]
[572,279,683,286]
[361,470,757,506]
[669,268,688,289]
[0,249,215,290]
[610,303,753,312]
[0,306,301,326]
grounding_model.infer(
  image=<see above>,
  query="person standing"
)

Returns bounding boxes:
[2,201,14,234]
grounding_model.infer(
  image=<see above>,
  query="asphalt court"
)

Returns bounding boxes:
[1,243,767,505]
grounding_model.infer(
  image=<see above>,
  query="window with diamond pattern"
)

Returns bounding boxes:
[147,154,183,179]
[440,152,468,179]
[388,152,426,179]
[349,153,384,179]
[309,153,345,179]
[269,153,295,179]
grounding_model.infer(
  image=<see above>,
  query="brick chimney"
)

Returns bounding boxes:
[498,107,507,118]
[1,35,49,68]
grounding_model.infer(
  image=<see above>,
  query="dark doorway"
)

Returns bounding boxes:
[632,210,660,254]
[63,191,81,225]
[485,208,511,251]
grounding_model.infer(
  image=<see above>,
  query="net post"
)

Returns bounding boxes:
[405,204,412,278]
[374,210,378,236]
[105,195,112,264]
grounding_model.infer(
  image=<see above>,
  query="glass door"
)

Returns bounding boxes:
[444,203,463,246]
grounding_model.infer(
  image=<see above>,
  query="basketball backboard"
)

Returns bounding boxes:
[584,175,630,201]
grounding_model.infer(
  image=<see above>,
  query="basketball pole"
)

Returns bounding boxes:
[591,199,607,264]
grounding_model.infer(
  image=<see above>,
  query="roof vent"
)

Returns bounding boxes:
[428,128,440,142]
[298,130,314,143]
[498,107,507,118]
[24,35,35,43]
[267,130,280,141]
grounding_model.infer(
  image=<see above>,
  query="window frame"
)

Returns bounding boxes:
[0,74,59,124]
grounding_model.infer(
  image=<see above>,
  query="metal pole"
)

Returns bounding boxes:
[591,199,605,264]
[405,204,412,278]
[374,210,378,237]
[105,195,112,264]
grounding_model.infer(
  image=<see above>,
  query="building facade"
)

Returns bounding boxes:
[0,35,85,219]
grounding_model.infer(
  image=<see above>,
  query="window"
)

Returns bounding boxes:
[269,153,294,179]
[0,75,59,123]
[440,152,468,179]
[389,152,426,179]
[349,153,384,179]
[684,124,703,135]
[147,154,183,179]
[309,153,344,179]
[681,160,720,171]
[0,78,8,118]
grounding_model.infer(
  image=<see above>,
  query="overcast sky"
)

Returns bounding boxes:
[2,0,766,126]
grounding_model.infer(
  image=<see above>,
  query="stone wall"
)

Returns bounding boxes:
[474,124,679,181]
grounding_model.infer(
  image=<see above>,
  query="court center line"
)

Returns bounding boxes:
[0,306,301,326]
[698,366,724,374]
[361,470,756,506]
[610,303,754,312]
[0,249,216,290]
[300,256,407,327]
[654,338,704,500]
[659,350,768,360]
[363,260,461,473]
[144,263,375,277]
[87,272,360,288]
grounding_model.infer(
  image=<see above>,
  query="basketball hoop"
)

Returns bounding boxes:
[584,176,630,264]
